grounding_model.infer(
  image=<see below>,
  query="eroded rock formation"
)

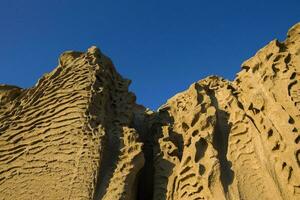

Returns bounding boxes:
[0,23,300,200]
[0,47,144,200]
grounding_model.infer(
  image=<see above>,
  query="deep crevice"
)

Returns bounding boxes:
[209,90,234,194]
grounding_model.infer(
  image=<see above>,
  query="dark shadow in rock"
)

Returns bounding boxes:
[134,109,154,200]
[209,90,234,194]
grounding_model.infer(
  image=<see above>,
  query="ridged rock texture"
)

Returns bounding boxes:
[0,23,299,200]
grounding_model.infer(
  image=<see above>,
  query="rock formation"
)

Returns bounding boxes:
[0,48,144,200]
[0,23,299,200]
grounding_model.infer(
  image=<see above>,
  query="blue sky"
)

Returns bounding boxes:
[0,0,299,109]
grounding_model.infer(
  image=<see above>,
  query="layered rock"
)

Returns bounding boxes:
[0,23,299,200]
[0,47,144,200]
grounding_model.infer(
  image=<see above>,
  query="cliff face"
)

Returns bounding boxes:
[0,47,144,200]
[0,23,299,200]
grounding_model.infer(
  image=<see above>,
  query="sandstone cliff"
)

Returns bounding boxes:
[0,47,144,200]
[0,23,299,200]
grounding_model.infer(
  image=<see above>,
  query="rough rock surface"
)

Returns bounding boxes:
[0,47,144,200]
[0,23,300,200]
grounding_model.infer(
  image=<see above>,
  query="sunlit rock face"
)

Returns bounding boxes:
[0,23,300,200]
[0,47,144,200]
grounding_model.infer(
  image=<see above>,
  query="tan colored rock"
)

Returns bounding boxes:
[0,46,144,200]
[152,22,300,200]
[0,23,299,200]
[152,81,226,200]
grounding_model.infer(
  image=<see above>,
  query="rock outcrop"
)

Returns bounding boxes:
[0,47,144,200]
[0,23,299,200]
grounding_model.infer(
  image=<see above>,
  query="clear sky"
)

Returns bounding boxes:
[1,0,299,109]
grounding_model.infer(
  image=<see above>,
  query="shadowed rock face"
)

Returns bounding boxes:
[0,23,299,200]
